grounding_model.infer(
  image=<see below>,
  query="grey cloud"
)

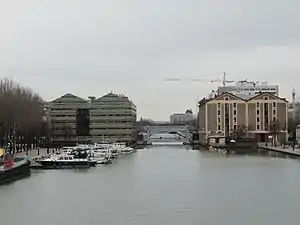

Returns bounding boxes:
[0,0,300,119]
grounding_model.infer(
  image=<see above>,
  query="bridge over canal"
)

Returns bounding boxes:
[141,124,192,145]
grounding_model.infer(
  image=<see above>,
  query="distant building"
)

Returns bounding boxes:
[296,125,300,143]
[198,92,288,145]
[217,81,279,97]
[170,113,185,124]
[170,110,195,124]
[48,92,137,144]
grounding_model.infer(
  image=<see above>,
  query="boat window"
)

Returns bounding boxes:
[58,157,64,160]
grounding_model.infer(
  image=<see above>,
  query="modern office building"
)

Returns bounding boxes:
[198,92,288,146]
[90,93,137,143]
[48,92,137,144]
[47,93,89,144]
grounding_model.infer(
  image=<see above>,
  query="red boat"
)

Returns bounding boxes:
[0,149,31,185]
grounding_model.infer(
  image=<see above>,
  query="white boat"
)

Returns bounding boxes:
[121,147,134,154]
[36,153,97,169]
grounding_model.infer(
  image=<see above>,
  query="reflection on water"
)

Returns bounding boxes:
[0,146,300,225]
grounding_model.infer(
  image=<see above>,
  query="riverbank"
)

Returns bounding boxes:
[14,148,56,159]
[258,143,300,158]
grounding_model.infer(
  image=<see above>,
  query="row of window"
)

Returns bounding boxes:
[50,114,135,117]
[218,102,237,107]
[256,102,277,107]
[54,134,133,138]
[217,125,238,131]
[52,121,135,124]
[256,109,276,115]
[217,117,238,123]
[217,110,237,115]
[256,117,277,122]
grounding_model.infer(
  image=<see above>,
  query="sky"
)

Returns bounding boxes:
[1,0,300,120]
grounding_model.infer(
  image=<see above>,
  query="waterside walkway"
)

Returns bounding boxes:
[258,143,300,157]
[14,148,55,159]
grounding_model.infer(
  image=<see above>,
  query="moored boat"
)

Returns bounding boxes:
[35,152,97,169]
[0,148,31,184]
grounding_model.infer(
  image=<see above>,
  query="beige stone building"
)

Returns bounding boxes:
[48,92,137,144]
[198,92,288,146]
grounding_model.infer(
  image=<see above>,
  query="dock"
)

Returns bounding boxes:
[14,148,55,160]
[258,143,300,158]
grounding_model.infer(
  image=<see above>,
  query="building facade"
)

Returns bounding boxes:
[90,93,137,143]
[48,93,89,144]
[170,110,195,124]
[198,92,288,146]
[48,92,137,144]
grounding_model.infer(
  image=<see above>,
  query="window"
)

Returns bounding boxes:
[273,102,276,107]
[217,103,220,107]
[257,109,259,115]
[257,124,260,130]
[233,103,237,107]
[256,102,259,107]
[218,125,221,130]
[257,117,260,122]
[218,110,220,115]
[264,96,268,100]
[225,97,229,100]
[273,117,276,121]
[233,117,237,123]
[225,103,229,110]
[273,110,276,115]
[233,110,237,115]
[218,118,220,123]
[233,125,237,130]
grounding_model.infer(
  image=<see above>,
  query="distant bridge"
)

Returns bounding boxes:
[141,124,192,145]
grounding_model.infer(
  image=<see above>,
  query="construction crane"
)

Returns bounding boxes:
[164,72,237,86]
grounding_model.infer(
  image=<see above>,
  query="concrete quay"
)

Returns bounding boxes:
[14,148,57,159]
[258,143,300,158]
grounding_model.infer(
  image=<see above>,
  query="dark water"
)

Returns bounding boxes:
[1,146,300,225]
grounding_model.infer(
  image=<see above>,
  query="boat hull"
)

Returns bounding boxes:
[0,160,31,185]
[36,160,97,169]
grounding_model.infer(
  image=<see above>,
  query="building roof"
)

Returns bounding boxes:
[93,92,136,106]
[246,92,288,102]
[51,93,87,103]
[199,91,288,107]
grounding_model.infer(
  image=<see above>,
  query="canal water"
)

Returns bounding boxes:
[1,146,300,225]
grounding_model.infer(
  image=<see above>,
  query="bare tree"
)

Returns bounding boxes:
[0,78,45,150]
[231,125,248,139]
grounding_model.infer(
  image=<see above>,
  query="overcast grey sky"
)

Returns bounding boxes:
[1,0,299,120]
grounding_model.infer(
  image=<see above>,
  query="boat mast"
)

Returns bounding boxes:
[12,123,16,157]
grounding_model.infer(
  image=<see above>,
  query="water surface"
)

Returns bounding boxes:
[0,146,300,225]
